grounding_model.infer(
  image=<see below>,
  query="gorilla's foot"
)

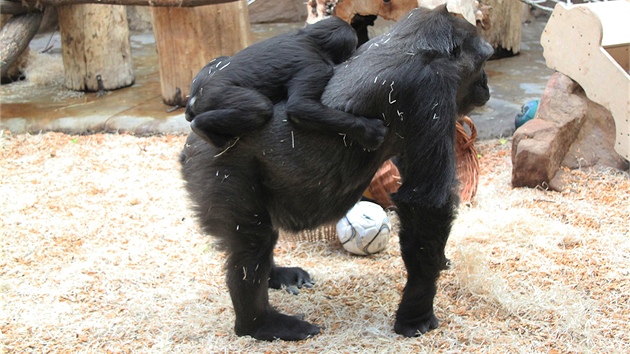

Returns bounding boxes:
[269,266,315,295]
[239,310,321,341]
[394,311,439,337]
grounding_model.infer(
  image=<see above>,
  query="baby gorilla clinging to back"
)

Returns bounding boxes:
[185,16,388,150]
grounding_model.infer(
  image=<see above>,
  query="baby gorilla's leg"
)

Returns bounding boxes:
[189,88,273,148]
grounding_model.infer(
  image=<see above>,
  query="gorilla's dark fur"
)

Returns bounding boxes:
[185,16,387,151]
[180,6,493,341]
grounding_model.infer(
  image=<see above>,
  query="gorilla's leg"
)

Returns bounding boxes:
[392,198,456,337]
[198,200,320,340]
[185,158,320,340]
[222,221,320,340]
[190,108,271,148]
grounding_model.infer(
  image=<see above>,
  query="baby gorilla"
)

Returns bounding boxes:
[185,16,388,150]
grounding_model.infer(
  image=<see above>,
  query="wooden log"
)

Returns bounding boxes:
[480,0,522,56]
[0,10,43,78]
[9,0,237,8]
[150,0,250,106]
[57,4,134,91]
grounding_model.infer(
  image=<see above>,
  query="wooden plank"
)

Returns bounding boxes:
[150,0,250,106]
[605,45,629,73]
[587,1,630,47]
[541,2,630,160]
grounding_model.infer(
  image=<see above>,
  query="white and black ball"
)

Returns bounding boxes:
[336,201,391,256]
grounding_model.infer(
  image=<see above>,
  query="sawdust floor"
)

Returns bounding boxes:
[1,132,628,353]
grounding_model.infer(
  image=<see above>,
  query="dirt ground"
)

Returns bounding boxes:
[1,132,628,353]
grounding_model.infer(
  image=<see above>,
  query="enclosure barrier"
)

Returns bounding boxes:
[541,1,630,160]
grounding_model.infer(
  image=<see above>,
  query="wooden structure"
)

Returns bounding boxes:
[150,0,250,106]
[57,4,134,91]
[328,0,419,22]
[306,0,488,27]
[307,0,508,54]
[2,0,250,105]
[541,1,630,160]
[0,10,43,79]
[9,0,239,7]
[479,0,522,56]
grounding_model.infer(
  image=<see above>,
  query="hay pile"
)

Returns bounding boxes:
[1,132,628,353]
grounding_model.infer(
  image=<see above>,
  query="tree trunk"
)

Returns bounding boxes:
[0,11,43,78]
[150,0,250,106]
[57,4,134,91]
[480,0,522,56]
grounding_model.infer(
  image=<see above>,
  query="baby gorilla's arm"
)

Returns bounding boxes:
[285,65,388,150]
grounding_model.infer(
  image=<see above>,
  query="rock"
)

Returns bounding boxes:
[511,72,628,189]
[562,99,629,171]
[511,119,558,187]
[511,72,587,188]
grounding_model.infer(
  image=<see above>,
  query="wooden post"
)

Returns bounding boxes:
[150,0,251,106]
[480,0,522,56]
[57,4,134,91]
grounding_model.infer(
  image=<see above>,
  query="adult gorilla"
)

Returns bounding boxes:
[180,5,493,341]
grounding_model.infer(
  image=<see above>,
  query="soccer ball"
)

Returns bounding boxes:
[336,201,391,256]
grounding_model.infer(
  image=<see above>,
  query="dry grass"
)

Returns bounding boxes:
[1,132,628,353]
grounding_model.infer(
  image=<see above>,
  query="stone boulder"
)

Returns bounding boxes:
[511,72,628,190]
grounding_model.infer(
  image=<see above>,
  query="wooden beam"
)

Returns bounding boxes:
[4,0,238,7]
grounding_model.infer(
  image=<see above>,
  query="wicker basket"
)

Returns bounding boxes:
[455,116,480,203]
[363,159,401,210]
[364,116,480,208]
[280,224,339,243]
